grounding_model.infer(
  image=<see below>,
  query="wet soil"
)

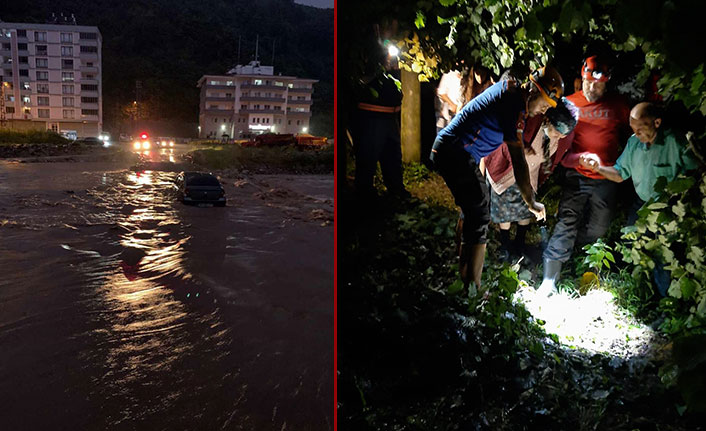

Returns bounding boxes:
[0,156,333,430]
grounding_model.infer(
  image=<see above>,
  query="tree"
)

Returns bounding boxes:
[342,0,706,143]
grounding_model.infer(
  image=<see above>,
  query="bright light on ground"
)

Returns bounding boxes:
[514,283,667,359]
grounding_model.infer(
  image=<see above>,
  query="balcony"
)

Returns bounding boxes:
[205,96,234,101]
[240,96,286,103]
[240,83,286,91]
[287,99,313,106]
[80,65,99,73]
[286,110,312,117]
[79,51,98,59]
[239,108,282,114]
[204,108,232,114]
[205,84,236,90]
[288,87,312,93]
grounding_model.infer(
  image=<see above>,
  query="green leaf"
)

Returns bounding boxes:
[470,12,481,25]
[415,11,426,29]
[557,1,575,34]
[515,27,526,40]
[667,177,695,194]
[448,278,464,294]
[523,13,543,39]
[681,277,697,300]
[648,202,668,210]
[697,295,706,317]
[439,0,457,6]
[668,279,682,298]
[491,33,501,47]
[691,65,705,94]
[673,201,686,219]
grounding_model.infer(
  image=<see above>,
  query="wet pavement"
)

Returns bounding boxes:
[0,152,333,430]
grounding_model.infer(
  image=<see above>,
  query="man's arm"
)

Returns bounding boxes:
[507,139,545,220]
[578,153,625,182]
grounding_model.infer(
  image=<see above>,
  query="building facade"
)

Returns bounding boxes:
[197,61,316,139]
[0,21,102,138]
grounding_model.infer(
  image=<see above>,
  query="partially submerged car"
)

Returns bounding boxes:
[173,171,226,206]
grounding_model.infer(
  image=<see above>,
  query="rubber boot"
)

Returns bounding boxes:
[460,243,486,289]
[537,258,562,296]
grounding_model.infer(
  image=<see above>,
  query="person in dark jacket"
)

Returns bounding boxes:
[431,66,564,289]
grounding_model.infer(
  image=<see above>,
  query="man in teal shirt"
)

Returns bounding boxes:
[580,102,698,217]
[579,101,699,294]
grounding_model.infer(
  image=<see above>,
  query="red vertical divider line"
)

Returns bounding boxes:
[333,0,338,429]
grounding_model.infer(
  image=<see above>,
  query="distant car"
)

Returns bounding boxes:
[173,171,226,206]
[156,138,175,148]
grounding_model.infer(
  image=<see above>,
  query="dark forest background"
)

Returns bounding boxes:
[1,0,333,137]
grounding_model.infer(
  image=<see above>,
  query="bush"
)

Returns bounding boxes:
[0,130,69,145]
[188,144,334,173]
[618,173,706,337]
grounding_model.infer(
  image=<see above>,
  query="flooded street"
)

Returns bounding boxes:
[0,156,333,430]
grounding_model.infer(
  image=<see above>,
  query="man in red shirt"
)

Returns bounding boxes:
[539,56,631,294]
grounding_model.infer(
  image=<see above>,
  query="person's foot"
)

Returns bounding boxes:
[536,278,557,297]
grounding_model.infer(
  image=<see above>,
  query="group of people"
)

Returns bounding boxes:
[350,44,700,296]
[432,55,699,296]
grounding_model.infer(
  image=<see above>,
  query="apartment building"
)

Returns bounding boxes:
[197,61,317,139]
[0,21,102,138]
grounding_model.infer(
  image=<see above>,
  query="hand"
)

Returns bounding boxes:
[528,201,546,221]
[579,153,601,172]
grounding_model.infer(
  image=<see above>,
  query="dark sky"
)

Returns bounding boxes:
[294,0,333,8]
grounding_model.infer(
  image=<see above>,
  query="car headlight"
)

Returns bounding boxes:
[169,141,174,147]
[142,141,150,149]
[133,141,141,150]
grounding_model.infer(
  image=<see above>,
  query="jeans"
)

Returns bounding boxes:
[543,168,617,262]
[352,109,404,195]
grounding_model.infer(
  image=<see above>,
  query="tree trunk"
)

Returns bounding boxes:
[401,69,421,163]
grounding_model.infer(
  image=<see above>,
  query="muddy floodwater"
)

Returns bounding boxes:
[0,158,333,430]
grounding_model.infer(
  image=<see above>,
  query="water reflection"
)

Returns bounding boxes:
[81,169,232,427]
[0,163,333,429]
